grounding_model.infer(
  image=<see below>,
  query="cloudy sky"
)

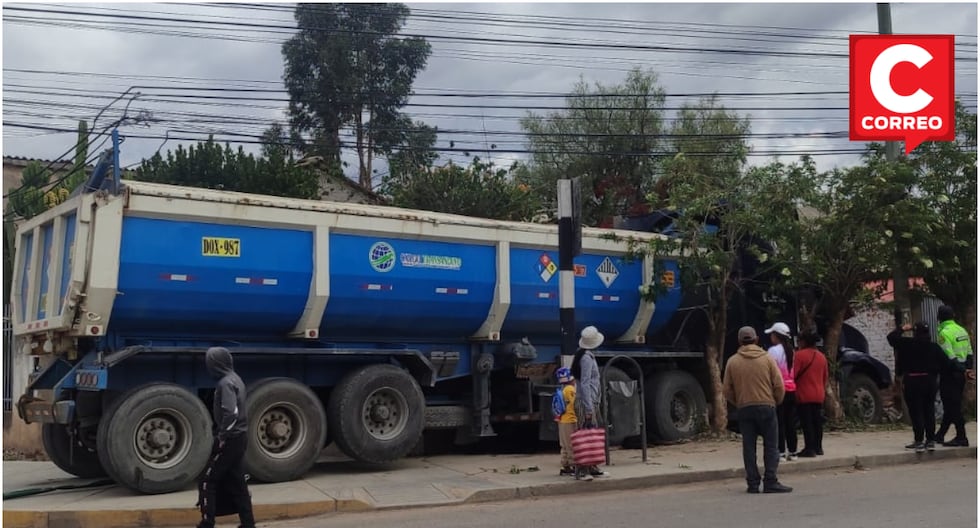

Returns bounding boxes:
[2,2,977,187]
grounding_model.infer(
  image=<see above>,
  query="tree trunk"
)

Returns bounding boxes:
[355,106,369,189]
[705,288,730,434]
[822,308,846,421]
[705,341,728,434]
[365,106,374,190]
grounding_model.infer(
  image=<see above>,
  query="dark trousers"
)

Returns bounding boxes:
[776,392,798,454]
[738,405,780,488]
[198,434,255,528]
[937,371,967,441]
[797,402,824,454]
[903,374,937,443]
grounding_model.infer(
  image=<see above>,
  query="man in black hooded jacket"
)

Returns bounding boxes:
[197,347,255,528]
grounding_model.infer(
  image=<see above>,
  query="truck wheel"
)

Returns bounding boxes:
[243,378,326,483]
[843,373,883,424]
[42,423,106,478]
[97,383,212,494]
[644,370,707,442]
[327,364,424,464]
[603,366,640,446]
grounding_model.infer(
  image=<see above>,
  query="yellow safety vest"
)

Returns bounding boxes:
[938,320,972,365]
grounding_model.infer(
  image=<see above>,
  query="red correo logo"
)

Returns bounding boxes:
[849,35,955,153]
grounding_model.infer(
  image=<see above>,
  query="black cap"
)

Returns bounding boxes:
[938,305,955,322]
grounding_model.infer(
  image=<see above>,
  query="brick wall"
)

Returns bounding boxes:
[846,306,897,373]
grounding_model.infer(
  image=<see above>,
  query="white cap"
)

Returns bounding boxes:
[764,322,792,337]
[579,326,605,350]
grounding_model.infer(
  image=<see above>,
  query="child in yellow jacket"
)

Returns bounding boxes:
[555,367,590,479]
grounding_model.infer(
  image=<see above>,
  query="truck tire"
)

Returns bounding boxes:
[603,366,640,446]
[96,383,212,494]
[327,364,424,464]
[843,373,883,424]
[644,370,706,442]
[243,378,327,483]
[42,423,106,479]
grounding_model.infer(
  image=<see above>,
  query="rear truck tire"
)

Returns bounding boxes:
[603,366,639,446]
[243,378,327,483]
[843,373,883,424]
[327,364,424,464]
[96,383,212,494]
[644,370,707,443]
[42,423,107,479]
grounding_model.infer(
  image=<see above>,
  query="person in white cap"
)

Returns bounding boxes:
[765,322,798,460]
[571,325,607,479]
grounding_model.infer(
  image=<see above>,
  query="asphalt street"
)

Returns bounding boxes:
[258,459,977,528]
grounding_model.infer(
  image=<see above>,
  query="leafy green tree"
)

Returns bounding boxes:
[384,117,439,184]
[134,127,319,199]
[907,103,977,337]
[628,100,783,433]
[382,157,541,222]
[282,3,431,189]
[521,68,667,226]
[762,158,902,421]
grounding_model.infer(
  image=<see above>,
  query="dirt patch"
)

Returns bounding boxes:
[3,447,48,461]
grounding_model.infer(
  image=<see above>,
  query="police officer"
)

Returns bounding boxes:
[935,305,974,447]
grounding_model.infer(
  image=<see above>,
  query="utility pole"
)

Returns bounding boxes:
[557,178,582,363]
[877,2,913,335]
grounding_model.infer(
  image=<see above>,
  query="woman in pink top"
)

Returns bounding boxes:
[765,322,798,460]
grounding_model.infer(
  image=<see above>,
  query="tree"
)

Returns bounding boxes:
[382,157,541,222]
[521,68,667,226]
[384,116,439,185]
[282,3,431,189]
[763,158,900,421]
[907,103,977,337]
[134,128,319,199]
[628,99,785,434]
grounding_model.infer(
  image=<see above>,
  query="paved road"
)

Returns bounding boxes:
[258,459,976,528]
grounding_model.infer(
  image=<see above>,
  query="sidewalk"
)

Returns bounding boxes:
[3,423,976,528]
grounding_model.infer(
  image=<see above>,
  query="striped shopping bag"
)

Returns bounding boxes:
[570,427,606,466]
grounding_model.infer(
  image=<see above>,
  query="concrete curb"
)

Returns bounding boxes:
[3,447,974,528]
[459,447,978,505]
[1,497,372,528]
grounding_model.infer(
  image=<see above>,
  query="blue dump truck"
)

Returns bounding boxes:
[10,154,893,495]
[12,166,726,494]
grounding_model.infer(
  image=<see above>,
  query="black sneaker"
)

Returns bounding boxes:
[763,482,793,493]
[925,441,936,451]
[746,486,760,494]
[914,443,926,453]
[905,442,919,449]
[559,467,575,476]
[815,449,824,456]
[942,438,970,447]
[589,466,608,477]
[797,450,817,458]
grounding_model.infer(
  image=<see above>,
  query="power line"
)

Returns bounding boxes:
[5,6,975,63]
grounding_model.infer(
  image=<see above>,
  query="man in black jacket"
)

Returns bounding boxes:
[197,347,255,528]
[887,322,947,453]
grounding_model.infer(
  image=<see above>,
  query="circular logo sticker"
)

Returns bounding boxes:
[369,242,396,273]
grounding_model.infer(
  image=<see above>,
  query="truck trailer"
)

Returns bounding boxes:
[11,159,719,494]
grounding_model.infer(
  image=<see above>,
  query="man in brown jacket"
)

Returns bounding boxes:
[723,326,793,494]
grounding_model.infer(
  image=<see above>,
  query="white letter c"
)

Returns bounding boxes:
[869,44,934,114]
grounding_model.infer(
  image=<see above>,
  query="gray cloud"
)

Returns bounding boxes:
[2,2,976,178]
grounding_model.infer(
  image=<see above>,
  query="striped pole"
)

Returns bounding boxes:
[557,179,578,358]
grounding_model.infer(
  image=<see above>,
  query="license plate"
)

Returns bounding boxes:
[202,237,240,257]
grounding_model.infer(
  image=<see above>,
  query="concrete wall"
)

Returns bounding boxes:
[2,353,44,455]
[846,306,897,373]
